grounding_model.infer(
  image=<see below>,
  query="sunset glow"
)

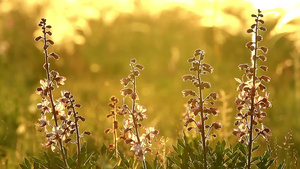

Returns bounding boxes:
[1,0,299,50]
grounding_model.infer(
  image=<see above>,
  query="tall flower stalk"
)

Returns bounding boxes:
[182,49,221,169]
[105,96,121,158]
[119,59,159,168]
[34,18,90,168]
[233,9,272,169]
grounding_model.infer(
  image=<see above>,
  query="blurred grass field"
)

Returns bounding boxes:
[0,0,300,168]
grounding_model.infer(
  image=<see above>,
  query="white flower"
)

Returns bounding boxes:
[136,103,147,113]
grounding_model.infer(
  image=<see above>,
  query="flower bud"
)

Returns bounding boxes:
[113,121,118,130]
[135,64,144,70]
[130,58,136,63]
[197,121,202,129]
[35,36,43,41]
[121,88,133,96]
[247,29,254,33]
[83,131,91,135]
[212,122,222,130]
[49,52,59,60]
[78,116,86,122]
[260,46,268,53]
[187,127,193,131]
[125,138,133,144]
[258,55,267,62]
[182,74,194,81]
[65,138,72,143]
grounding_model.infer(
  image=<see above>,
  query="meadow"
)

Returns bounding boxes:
[0,1,299,168]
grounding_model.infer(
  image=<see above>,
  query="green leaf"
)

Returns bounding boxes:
[118,150,130,167]
[153,155,158,168]
[81,142,87,152]
[277,160,285,169]
[71,151,78,161]
[167,156,181,168]
[252,145,260,153]
[172,145,180,155]
[238,143,246,155]
[24,158,31,168]
[183,131,188,144]
[177,139,184,148]
[42,152,51,165]
[63,146,68,158]
[192,160,201,169]
[231,153,239,165]
[33,161,39,169]
[83,152,94,166]
[67,156,76,167]
[20,164,29,169]
[251,156,259,163]
[233,143,239,153]
[82,161,92,169]
[266,159,275,168]
[263,151,270,160]
[129,157,135,167]
[78,142,92,167]
[79,153,87,166]
[107,149,115,160]
[145,161,152,169]
[100,144,107,156]
[53,156,65,167]
[255,150,274,169]
[30,156,46,166]
[81,142,88,154]
[221,140,226,150]
[181,146,189,168]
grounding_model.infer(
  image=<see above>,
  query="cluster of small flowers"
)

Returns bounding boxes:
[233,9,272,144]
[118,58,159,160]
[182,49,222,137]
[34,18,90,154]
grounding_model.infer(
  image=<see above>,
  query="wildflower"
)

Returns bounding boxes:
[121,88,133,96]
[120,78,131,86]
[233,9,272,169]
[182,74,195,81]
[182,49,221,169]
[34,18,89,168]
[118,59,159,166]
[182,89,197,97]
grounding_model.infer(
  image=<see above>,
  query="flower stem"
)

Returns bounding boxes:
[113,112,118,158]
[42,24,69,168]
[130,64,146,167]
[197,58,207,169]
[247,11,259,169]
[70,102,81,168]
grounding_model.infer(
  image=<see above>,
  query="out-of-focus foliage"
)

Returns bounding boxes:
[0,0,299,167]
